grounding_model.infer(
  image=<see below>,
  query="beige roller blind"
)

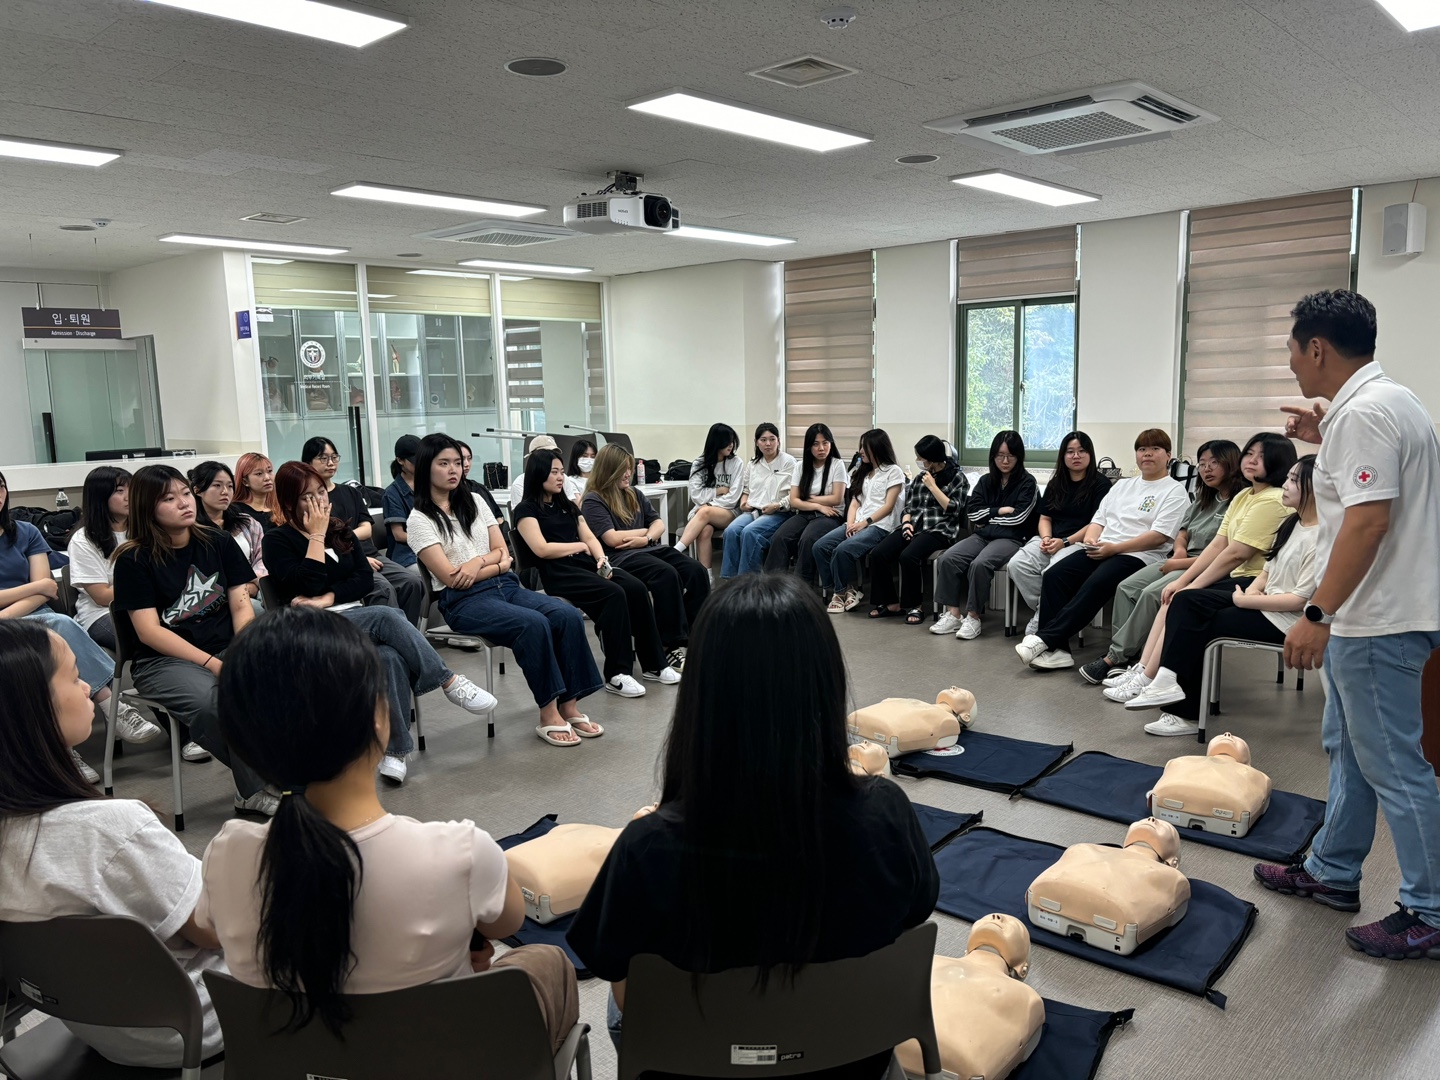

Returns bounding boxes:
[498,278,602,320]
[252,260,359,310]
[956,226,1077,303]
[783,250,875,455]
[505,320,545,410]
[1183,189,1353,450]
[365,266,490,314]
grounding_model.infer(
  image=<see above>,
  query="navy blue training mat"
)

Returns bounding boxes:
[496,815,591,978]
[932,827,1257,1006]
[1013,1000,1134,1080]
[893,729,1073,794]
[1021,750,1326,864]
[911,803,983,851]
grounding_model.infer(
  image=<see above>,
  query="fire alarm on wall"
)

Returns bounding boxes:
[1383,202,1426,256]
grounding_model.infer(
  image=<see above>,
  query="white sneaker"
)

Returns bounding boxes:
[1031,648,1074,670]
[115,700,164,745]
[70,748,99,784]
[1014,634,1048,665]
[378,754,408,784]
[1103,673,1151,703]
[642,666,682,685]
[1104,662,1142,686]
[181,741,212,763]
[1025,614,1040,636]
[931,612,964,635]
[234,790,280,817]
[956,615,982,640]
[1144,712,1200,737]
[605,673,647,697]
[1125,674,1186,710]
[443,675,497,714]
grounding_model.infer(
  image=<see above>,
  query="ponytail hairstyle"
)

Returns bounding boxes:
[119,465,214,565]
[0,470,14,544]
[412,434,476,541]
[1267,454,1316,561]
[698,423,740,488]
[589,444,639,524]
[273,462,353,553]
[751,422,781,463]
[218,607,387,1035]
[80,465,131,558]
[846,428,897,506]
[795,423,843,501]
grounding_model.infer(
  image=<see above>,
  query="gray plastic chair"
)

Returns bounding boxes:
[104,606,187,831]
[204,966,590,1080]
[0,915,219,1080]
[1200,637,1305,742]
[617,921,943,1080]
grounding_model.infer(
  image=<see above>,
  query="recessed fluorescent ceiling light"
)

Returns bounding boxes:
[159,233,350,255]
[949,170,1099,207]
[627,88,871,152]
[250,256,294,264]
[139,0,407,47]
[331,182,546,218]
[1373,1,1440,31]
[666,224,796,246]
[0,136,122,167]
[457,258,592,275]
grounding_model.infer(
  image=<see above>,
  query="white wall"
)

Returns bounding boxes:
[875,240,955,458]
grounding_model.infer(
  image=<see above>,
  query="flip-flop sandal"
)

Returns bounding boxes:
[868,606,900,619]
[568,714,606,738]
[904,608,925,624]
[535,723,580,747]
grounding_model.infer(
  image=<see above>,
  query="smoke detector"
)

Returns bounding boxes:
[820,6,857,29]
[416,219,579,246]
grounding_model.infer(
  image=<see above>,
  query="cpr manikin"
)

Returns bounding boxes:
[847,687,977,758]
[504,823,621,924]
[1026,818,1190,955]
[847,740,892,777]
[1148,732,1272,838]
[895,915,1046,1080]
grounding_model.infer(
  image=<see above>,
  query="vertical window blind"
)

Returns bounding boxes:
[783,251,875,455]
[1183,189,1353,450]
[955,226,1078,303]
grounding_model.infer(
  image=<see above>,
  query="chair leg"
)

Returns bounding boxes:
[413,692,425,752]
[165,712,184,833]
[104,688,120,796]
[1296,670,1304,692]
[1275,653,1285,685]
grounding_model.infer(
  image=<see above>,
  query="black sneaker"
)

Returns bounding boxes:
[666,648,686,674]
[1253,863,1361,911]
[1079,658,1115,685]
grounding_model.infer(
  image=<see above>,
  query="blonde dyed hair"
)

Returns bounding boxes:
[588,443,639,525]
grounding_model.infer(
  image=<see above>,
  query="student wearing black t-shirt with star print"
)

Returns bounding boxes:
[113,465,276,818]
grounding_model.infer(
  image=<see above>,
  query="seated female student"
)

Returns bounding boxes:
[1079,439,1244,686]
[303,436,423,625]
[1003,431,1111,638]
[1109,456,1318,738]
[867,434,969,623]
[812,428,906,613]
[190,460,266,606]
[515,452,680,697]
[582,444,709,674]
[508,436,583,509]
[720,423,797,579]
[567,438,597,498]
[0,620,225,1068]
[196,607,579,1051]
[674,422,743,571]
[232,451,278,530]
[0,470,162,782]
[407,434,605,747]
[933,430,1039,640]
[113,464,277,816]
[568,573,940,1077]
[262,461,497,785]
[763,422,849,579]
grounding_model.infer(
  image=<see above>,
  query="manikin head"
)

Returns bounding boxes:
[936,687,977,727]
[846,741,890,777]
[1207,732,1252,765]
[1123,817,1181,868]
[966,913,1031,980]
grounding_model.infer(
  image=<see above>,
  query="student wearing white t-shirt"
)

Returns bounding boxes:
[811,429,906,613]
[67,464,130,649]
[407,434,604,747]
[196,607,579,1048]
[0,618,225,1068]
[720,423,797,578]
[1017,429,1188,671]
[764,422,850,578]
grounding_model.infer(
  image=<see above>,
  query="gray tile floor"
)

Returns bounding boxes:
[49,606,1440,1079]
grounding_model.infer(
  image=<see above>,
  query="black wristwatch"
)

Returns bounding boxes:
[1060,538,1070,547]
[1304,603,1334,625]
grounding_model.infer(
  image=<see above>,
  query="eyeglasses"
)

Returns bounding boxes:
[994,453,1016,462]
[314,455,341,464]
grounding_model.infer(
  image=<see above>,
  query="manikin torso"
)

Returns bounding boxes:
[503,823,621,923]
[1150,733,1272,836]
[847,687,976,757]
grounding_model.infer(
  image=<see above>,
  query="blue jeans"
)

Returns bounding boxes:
[25,610,113,698]
[339,605,452,757]
[606,991,623,1053]
[812,525,889,591]
[1304,631,1440,928]
[439,574,603,708]
[721,511,792,578]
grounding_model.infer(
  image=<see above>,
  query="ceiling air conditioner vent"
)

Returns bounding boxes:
[415,220,578,246]
[748,54,859,89]
[925,81,1217,155]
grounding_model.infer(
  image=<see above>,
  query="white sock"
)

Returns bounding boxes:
[673,539,686,551]
[1133,673,1152,688]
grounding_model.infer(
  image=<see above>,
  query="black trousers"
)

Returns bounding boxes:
[537,557,664,678]
[1158,579,1271,720]
[616,546,710,649]
[764,511,845,581]
[1037,553,1146,650]
[867,529,952,609]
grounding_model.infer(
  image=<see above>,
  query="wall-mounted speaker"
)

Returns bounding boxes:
[1383,202,1426,256]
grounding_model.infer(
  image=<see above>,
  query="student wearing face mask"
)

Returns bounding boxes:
[567,440,597,498]
[720,423,797,579]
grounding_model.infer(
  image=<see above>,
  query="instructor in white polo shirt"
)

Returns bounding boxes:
[1253,290,1440,961]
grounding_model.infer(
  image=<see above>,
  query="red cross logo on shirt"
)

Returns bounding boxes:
[1354,466,1377,488]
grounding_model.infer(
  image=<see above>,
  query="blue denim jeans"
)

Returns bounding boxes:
[439,574,603,708]
[606,990,623,1053]
[339,605,452,757]
[812,524,889,591]
[24,610,114,698]
[721,510,792,578]
[1304,631,1440,928]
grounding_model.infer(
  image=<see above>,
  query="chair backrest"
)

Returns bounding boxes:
[0,916,204,1069]
[56,563,79,618]
[618,921,941,1080]
[256,575,284,612]
[598,431,634,456]
[204,966,556,1080]
[109,604,144,669]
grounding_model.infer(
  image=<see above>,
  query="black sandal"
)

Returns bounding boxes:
[904,608,925,625]
[868,605,901,619]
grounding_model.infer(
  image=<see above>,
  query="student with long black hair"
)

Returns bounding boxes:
[568,573,939,1074]
[719,422,796,578]
[763,422,849,577]
[407,434,605,746]
[66,465,131,649]
[189,460,266,602]
[812,428,906,613]
[0,619,225,1067]
[933,430,1039,639]
[674,422,743,571]
[195,607,578,1047]
[113,465,277,815]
